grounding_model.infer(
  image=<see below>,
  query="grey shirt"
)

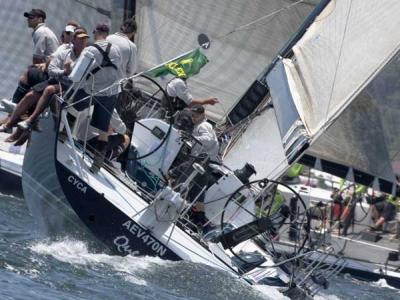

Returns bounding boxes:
[106,32,137,79]
[81,40,122,96]
[48,46,78,85]
[32,23,59,62]
[50,43,71,59]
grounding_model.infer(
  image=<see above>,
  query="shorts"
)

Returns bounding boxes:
[91,94,118,132]
[70,89,90,111]
[32,78,65,93]
[374,201,386,213]
[383,203,396,221]
[27,66,48,87]
[70,89,117,132]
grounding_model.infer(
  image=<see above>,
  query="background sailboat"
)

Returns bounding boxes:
[225,0,400,194]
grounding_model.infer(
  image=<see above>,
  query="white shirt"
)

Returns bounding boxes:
[191,119,219,161]
[106,32,137,79]
[166,78,192,105]
[32,23,59,62]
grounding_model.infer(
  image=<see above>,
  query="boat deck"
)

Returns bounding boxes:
[332,224,400,269]
[0,112,25,177]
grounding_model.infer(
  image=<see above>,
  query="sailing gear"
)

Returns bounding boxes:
[86,43,118,80]
[81,40,121,96]
[234,163,256,184]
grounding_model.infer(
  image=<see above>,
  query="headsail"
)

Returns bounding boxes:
[135,0,318,122]
[227,0,400,193]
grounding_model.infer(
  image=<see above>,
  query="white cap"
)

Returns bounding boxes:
[65,25,75,33]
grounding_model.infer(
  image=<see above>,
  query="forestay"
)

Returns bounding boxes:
[134,0,318,122]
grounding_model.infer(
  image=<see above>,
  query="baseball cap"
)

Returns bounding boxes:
[74,28,89,39]
[65,25,76,33]
[23,9,46,20]
[189,104,205,114]
[93,23,110,34]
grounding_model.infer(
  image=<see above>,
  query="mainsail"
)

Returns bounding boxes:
[134,0,318,121]
[227,0,400,193]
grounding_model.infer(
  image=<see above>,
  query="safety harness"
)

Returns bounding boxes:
[86,43,118,80]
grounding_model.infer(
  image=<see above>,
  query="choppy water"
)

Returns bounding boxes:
[0,182,399,300]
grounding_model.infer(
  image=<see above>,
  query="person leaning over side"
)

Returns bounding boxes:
[0,28,89,143]
[165,76,219,117]
[0,22,79,139]
[0,9,59,121]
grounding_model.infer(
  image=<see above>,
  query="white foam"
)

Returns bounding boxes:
[5,263,17,272]
[371,279,397,290]
[30,238,170,284]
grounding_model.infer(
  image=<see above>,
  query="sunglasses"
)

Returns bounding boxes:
[27,15,37,20]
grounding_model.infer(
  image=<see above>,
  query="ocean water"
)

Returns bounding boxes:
[0,184,399,300]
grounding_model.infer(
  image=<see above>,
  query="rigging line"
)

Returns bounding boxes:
[323,0,353,127]
[371,123,400,186]
[72,0,111,17]
[214,0,306,40]
[137,0,306,50]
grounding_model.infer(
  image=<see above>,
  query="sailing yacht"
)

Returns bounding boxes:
[18,1,341,298]
[6,0,400,297]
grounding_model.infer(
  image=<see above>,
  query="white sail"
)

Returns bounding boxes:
[284,0,400,190]
[304,50,400,190]
[135,0,318,122]
[227,0,400,192]
[288,0,400,136]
